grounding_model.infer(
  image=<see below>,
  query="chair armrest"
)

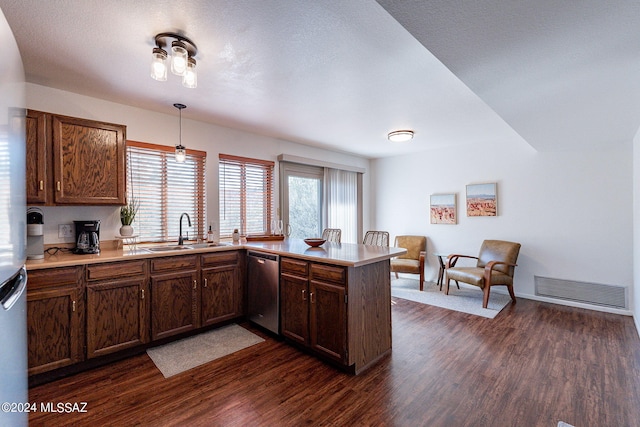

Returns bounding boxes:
[446,254,478,268]
[483,260,518,283]
[419,251,425,268]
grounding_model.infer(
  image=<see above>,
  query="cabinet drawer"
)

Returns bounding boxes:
[281,257,308,277]
[310,263,346,285]
[150,255,198,273]
[86,260,147,281]
[27,266,82,290]
[201,251,239,268]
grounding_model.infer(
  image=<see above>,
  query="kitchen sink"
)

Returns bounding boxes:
[186,242,229,249]
[146,245,194,252]
[145,242,229,252]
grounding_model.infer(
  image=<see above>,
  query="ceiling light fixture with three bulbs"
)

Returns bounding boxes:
[151,32,198,88]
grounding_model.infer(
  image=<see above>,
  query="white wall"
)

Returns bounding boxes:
[372,137,634,314]
[26,83,371,245]
[633,129,640,332]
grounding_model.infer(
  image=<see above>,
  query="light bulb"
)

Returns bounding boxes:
[182,57,197,88]
[171,41,188,76]
[150,47,167,81]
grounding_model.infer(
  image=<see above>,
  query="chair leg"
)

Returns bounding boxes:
[445,277,450,295]
[507,284,517,303]
[420,271,424,292]
[394,272,398,279]
[482,286,490,308]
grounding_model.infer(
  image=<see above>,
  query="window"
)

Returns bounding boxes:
[126,141,206,243]
[280,160,362,243]
[219,154,274,237]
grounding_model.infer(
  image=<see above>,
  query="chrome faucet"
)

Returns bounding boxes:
[178,212,191,245]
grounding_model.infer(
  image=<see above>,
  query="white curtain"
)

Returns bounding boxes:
[324,168,358,243]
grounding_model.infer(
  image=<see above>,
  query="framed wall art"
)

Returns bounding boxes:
[430,193,457,224]
[466,183,497,216]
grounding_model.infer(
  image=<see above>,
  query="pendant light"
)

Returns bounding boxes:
[174,103,187,163]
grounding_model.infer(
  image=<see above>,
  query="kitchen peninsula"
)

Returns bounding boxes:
[25,239,406,379]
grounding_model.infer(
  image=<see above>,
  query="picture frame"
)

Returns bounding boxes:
[430,193,457,224]
[466,183,497,216]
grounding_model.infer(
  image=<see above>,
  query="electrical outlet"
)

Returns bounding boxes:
[58,224,73,239]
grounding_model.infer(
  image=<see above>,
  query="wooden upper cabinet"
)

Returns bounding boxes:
[25,109,127,205]
[26,110,49,204]
[52,115,126,204]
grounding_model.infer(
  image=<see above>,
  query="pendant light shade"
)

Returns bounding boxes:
[150,47,168,81]
[174,103,187,163]
[182,57,197,88]
[170,41,188,76]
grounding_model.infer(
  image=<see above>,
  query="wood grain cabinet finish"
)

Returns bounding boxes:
[149,255,199,341]
[280,258,348,365]
[26,109,126,205]
[26,109,49,204]
[85,260,149,359]
[200,252,242,327]
[26,266,84,376]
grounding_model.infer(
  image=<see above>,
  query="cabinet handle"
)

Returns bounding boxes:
[39,180,44,190]
[141,289,145,300]
[302,289,306,301]
[56,181,61,192]
[72,300,76,312]
[193,280,197,290]
[204,278,208,288]
[310,292,315,304]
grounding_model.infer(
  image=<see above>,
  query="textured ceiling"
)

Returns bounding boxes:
[1,0,638,157]
[377,0,640,151]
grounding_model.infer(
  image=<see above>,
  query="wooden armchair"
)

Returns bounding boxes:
[445,240,521,308]
[390,235,426,290]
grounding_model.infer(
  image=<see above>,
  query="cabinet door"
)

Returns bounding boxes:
[309,280,347,363]
[150,270,198,341]
[201,265,239,327]
[26,109,49,204]
[52,115,126,204]
[86,278,148,358]
[280,273,309,346]
[27,287,83,375]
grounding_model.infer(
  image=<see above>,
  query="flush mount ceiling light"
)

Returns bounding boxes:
[151,32,198,88]
[174,103,187,163]
[387,130,414,142]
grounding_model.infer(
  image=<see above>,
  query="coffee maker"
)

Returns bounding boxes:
[26,208,44,259]
[73,220,100,254]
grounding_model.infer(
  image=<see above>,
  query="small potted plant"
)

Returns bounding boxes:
[119,198,139,236]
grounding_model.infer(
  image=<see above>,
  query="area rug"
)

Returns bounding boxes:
[391,278,512,319]
[146,324,265,378]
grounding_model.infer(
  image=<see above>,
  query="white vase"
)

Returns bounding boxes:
[119,225,134,236]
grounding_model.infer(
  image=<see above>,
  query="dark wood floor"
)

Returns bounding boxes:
[29,294,640,427]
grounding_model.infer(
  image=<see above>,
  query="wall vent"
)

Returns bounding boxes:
[534,276,627,309]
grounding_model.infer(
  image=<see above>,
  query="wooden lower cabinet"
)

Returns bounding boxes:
[201,251,243,327]
[85,260,148,358]
[149,255,199,341]
[26,266,84,376]
[280,258,347,365]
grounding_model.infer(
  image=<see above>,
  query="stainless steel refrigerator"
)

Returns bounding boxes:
[0,6,28,427]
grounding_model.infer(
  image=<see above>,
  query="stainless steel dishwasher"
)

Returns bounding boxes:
[247,250,280,334]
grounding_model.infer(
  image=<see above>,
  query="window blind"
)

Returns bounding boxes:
[127,141,206,243]
[219,153,274,237]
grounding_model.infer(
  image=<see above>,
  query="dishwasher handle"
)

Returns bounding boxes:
[247,251,279,262]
